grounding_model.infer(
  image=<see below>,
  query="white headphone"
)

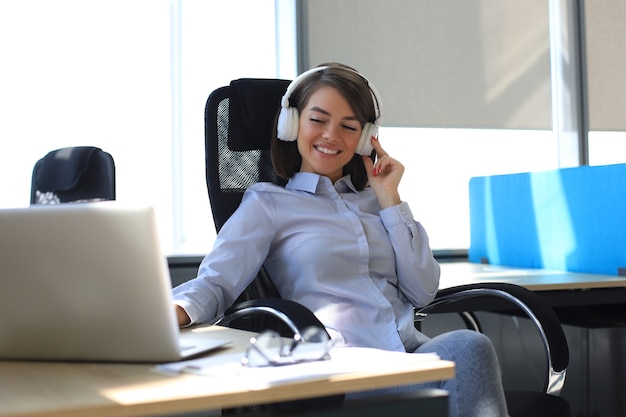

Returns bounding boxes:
[276,66,383,156]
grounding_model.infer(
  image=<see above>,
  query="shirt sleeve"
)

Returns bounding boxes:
[379,201,440,307]
[171,187,277,324]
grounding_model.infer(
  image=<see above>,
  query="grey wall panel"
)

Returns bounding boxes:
[299,0,552,129]
[584,0,626,131]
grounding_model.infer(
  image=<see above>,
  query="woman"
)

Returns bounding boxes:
[172,64,509,417]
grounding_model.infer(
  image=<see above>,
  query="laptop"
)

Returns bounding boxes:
[0,202,230,362]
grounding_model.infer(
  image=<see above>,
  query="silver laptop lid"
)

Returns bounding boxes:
[0,203,189,362]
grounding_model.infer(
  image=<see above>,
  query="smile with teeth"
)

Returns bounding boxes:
[315,145,340,155]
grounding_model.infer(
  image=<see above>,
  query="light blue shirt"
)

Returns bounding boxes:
[172,172,440,352]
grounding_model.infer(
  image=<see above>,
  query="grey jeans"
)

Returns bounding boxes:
[346,329,509,417]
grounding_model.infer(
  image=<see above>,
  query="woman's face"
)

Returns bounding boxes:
[297,86,362,183]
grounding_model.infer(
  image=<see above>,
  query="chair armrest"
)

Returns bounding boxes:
[416,282,569,395]
[214,298,329,339]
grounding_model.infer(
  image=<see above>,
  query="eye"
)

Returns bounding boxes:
[309,117,325,124]
[342,123,359,132]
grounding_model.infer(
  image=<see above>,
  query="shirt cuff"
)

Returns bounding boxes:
[172,300,196,327]
[380,201,414,227]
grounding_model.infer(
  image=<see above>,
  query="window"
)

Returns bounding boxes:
[584,0,626,166]
[381,127,557,249]
[3,1,620,256]
[0,0,279,255]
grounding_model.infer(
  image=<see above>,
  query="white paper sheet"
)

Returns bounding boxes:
[154,347,440,387]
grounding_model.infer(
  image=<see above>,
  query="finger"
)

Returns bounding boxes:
[370,136,385,155]
[374,158,390,176]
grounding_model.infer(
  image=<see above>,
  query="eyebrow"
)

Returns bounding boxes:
[308,106,359,121]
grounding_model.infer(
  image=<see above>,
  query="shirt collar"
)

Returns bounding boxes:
[286,172,359,195]
[334,175,359,194]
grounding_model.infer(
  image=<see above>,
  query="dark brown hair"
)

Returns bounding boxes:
[271,63,377,190]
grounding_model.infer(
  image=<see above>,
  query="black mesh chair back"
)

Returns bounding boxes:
[205,78,290,233]
[204,78,291,325]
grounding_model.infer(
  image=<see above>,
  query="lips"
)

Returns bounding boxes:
[315,145,340,155]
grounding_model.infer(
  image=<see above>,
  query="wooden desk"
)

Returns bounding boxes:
[439,261,626,326]
[0,326,454,417]
[440,262,626,292]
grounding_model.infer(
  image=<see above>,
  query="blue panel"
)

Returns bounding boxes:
[469,163,626,276]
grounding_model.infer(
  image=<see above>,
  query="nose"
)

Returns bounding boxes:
[322,123,340,141]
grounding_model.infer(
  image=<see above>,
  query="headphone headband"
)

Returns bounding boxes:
[280,66,383,126]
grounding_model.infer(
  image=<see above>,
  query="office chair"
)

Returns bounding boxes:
[31,146,115,204]
[205,78,571,417]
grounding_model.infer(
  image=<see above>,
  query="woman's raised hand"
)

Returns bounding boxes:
[361,136,404,209]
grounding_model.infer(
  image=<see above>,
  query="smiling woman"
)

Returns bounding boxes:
[173,62,510,417]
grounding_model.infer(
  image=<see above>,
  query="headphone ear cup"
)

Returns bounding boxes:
[277,107,300,142]
[355,123,377,155]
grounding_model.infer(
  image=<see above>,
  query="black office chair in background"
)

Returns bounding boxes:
[204,78,571,417]
[31,146,115,205]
